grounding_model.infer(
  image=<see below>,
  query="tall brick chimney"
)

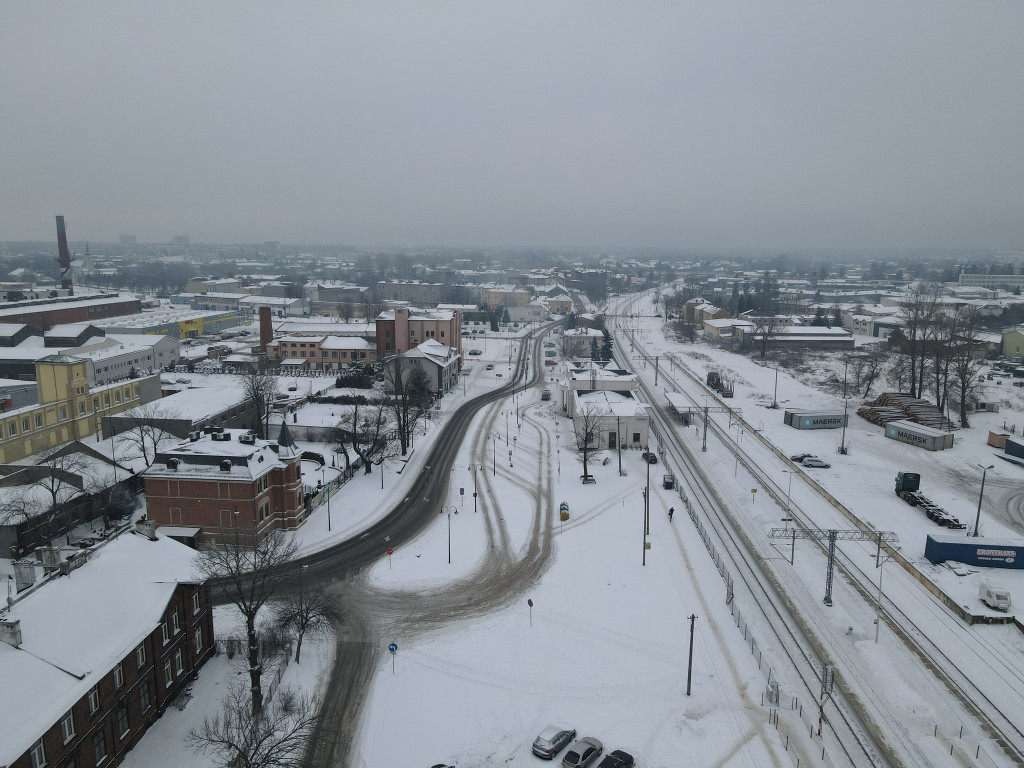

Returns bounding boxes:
[259,306,273,352]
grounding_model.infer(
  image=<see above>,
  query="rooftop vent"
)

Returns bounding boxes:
[167,458,179,470]
[188,431,200,441]
[220,459,232,472]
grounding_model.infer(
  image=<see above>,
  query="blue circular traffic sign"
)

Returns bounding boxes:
[388,642,398,653]
[528,599,533,607]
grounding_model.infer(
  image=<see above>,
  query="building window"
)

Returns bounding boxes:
[194,627,203,655]
[440,331,445,338]
[116,704,129,737]
[136,643,146,668]
[93,730,106,765]
[114,392,121,404]
[7,422,15,436]
[172,609,180,634]
[175,649,184,675]
[22,418,29,431]
[88,685,100,713]
[161,620,170,645]
[113,663,123,689]
[60,709,76,743]
[79,402,86,415]
[140,681,151,712]
[192,591,201,615]
[35,414,42,427]
[59,407,67,420]
[164,659,173,687]
[30,738,46,768]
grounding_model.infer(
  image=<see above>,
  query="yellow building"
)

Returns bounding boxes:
[0,355,146,463]
[1003,329,1024,359]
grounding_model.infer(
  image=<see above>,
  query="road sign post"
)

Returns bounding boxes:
[388,642,398,674]
[387,547,393,570]
[528,598,534,627]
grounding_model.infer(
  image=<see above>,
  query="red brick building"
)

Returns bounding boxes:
[375,307,461,357]
[1,525,214,768]
[141,424,305,545]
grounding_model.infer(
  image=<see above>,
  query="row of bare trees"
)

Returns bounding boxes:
[893,283,987,426]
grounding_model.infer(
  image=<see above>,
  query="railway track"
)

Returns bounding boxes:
[614,293,1024,767]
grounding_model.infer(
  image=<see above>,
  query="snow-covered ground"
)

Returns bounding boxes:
[111,313,1024,768]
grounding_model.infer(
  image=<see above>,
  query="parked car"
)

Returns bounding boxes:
[789,453,813,462]
[562,737,603,768]
[486,364,494,370]
[468,349,482,355]
[597,750,634,768]
[641,451,658,464]
[802,457,831,468]
[662,473,675,489]
[532,725,576,759]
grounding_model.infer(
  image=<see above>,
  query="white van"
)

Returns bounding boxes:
[979,581,1011,612]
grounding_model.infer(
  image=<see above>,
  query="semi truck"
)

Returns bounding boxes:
[894,472,966,529]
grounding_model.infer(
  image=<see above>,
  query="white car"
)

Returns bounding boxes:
[802,457,831,468]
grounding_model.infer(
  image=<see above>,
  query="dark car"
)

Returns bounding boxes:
[789,453,813,462]
[561,737,603,768]
[533,725,576,759]
[597,751,635,768]
[641,451,658,464]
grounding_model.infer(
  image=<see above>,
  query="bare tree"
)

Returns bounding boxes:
[750,315,785,358]
[849,345,887,399]
[31,447,88,541]
[897,283,942,398]
[380,355,431,455]
[273,582,337,664]
[116,402,182,467]
[949,307,987,428]
[573,403,604,481]
[194,530,299,715]
[188,683,318,768]
[239,369,279,439]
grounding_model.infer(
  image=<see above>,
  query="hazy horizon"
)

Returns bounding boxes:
[3,2,1022,251]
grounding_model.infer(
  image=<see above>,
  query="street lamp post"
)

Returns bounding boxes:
[320,465,332,532]
[784,470,794,513]
[468,463,480,513]
[503,409,511,445]
[441,504,458,564]
[492,434,497,476]
[973,464,995,537]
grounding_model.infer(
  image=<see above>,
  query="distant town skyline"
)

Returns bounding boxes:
[2,2,1023,250]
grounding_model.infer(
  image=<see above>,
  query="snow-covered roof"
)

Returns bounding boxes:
[404,339,459,366]
[0,530,198,763]
[574,389,648,418]
[144,429,288,481]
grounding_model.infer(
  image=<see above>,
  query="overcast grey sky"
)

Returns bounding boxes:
[2,2,1022,249]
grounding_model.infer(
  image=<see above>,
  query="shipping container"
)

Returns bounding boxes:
[783,410,803,426]
[787,411,848,430]
[884,419,954,451]
[924,534,1024,569]
[988,431,1012,449]
[1006,437,1024,460]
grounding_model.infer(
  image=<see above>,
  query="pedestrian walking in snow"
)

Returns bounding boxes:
[668,507,674,522]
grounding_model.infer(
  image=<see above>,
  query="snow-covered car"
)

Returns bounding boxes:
[597,751,635,768]
[802,457,831,468]
[562,737,603,768]
[532,725,576,759]
[468,349,482,355]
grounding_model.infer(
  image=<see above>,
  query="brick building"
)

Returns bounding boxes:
[266,334,377,370]
[141,424,304,545]
[0,525,214,768]
[375,307,461,357]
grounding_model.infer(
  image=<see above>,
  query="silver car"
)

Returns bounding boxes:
[533,725,576,759]
[802,457,831,468]
[562,737,603,768]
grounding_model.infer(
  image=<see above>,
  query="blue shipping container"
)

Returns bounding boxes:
[924,534,1024,569]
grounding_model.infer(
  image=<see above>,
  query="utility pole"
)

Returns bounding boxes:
[616,415,622,476]
[653,355,660,386]
[686,614,697,696]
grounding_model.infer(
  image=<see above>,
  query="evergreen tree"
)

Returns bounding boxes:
[601,329,613,361]
[590,339,601,361]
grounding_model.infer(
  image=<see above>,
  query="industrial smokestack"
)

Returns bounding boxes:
[55,215,74,295]
[259,306,273,352]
